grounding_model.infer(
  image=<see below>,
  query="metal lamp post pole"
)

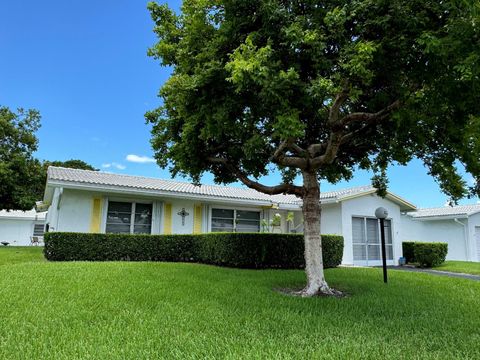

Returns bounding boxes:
[375,207,389,284]
[379,218,387,283]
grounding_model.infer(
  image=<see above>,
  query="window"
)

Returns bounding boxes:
[211,209,234,232]
[236,210,260,232]
[33,223,45,237]
[106,201,152,234]
[211,208,260,232]
[352,217,393,263]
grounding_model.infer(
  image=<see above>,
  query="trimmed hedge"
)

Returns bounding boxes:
[44,232,344,269]
[414,242,448,268]
[402,241,448,267]
[402,242,416,263]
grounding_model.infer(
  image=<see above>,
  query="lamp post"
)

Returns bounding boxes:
[375,207,389,284]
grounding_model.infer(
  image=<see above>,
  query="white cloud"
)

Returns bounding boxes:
[126,154,156,164]
[102,162,126,170]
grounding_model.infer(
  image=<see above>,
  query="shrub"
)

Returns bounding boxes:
[413,242,448,268]
[402,242,416,263]
[44,232,344,269]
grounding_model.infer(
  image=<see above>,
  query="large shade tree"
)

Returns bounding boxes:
[0,106,43,211]
[0,106,98,210]
[147,0,480,295]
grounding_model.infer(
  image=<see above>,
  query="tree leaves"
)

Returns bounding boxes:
[147,0,480,201]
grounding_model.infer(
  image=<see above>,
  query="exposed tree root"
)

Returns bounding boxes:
[275,287,346,298]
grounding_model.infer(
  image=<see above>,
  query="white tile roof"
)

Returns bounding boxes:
[407,204,480,218]
[0,209,46,220]
[47,167,380,207]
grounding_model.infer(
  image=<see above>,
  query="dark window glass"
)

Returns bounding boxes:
[106,201,132,234]
[134,203,152,234]
[212,209,234,219]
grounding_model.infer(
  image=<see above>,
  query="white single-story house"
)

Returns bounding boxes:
[402,205,480,263]
[0,209,46,246]
[34,166,480,265]
[0,165,469,262]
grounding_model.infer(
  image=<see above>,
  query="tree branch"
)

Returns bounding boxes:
[271,139,308,169]
[309,100,402,168]
[310,132,343,167]
[340,100,402,143]
[307,143,327,158]
[340,100,401,126]
[328,87,349,126]
[206,157,303,196]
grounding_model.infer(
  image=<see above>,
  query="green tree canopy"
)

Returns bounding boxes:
[147,0,480,295]
[0,106,43,211]
[0,105,98,210]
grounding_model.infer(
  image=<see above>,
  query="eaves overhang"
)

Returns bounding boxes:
[47,180,281,208]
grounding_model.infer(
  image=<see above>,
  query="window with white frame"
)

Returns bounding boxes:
[211,208,260,232]
[352,217,393,262]
[106,201,152,234]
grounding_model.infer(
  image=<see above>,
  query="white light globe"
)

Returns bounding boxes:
[375,207,389,219]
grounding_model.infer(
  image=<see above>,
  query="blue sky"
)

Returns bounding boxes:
[0,1,476,208]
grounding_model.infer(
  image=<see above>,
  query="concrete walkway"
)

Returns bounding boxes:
[383,265,480,281]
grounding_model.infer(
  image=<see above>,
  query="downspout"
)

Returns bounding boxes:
[453,218,469,261]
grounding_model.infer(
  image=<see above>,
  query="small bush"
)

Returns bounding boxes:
[44,232,344,269]
[413,242,448,268]
[402,242,416,263]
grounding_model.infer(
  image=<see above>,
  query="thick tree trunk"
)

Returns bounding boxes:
[300,171,333,296]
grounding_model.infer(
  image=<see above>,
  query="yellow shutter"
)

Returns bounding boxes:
[90,198,102,233]
[193,204,202,234]
[164,203,172,234]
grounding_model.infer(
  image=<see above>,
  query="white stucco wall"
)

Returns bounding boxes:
[400,216,469,261]
[320,203,343,235]
[45,187,62,231]
[340,194,402,266]
[467,213,480,261]
[0,219,44,246]
[50,189,286,235]
[55,189,95,233]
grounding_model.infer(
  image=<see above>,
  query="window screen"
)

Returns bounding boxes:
[134,203,152,234]
[211,209,260,232]
[236,210,260,232]
[106,201,132,234]
[211,209,234,232]
[352,217,393,262]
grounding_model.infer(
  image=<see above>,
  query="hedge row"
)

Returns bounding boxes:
[402,241,448,267]
[44,232,344,269]
[402,242,416,263]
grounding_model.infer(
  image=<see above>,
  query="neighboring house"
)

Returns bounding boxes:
[0,209,46,246]
[401,205,480,262]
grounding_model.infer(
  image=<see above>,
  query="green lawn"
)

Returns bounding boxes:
[433,260,480,276]
[0,246,45,266]
[0,248,479,359]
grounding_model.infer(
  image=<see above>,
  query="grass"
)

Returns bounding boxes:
[0,246,45,266]
[433,260,480,276]
[0,248,479,359]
